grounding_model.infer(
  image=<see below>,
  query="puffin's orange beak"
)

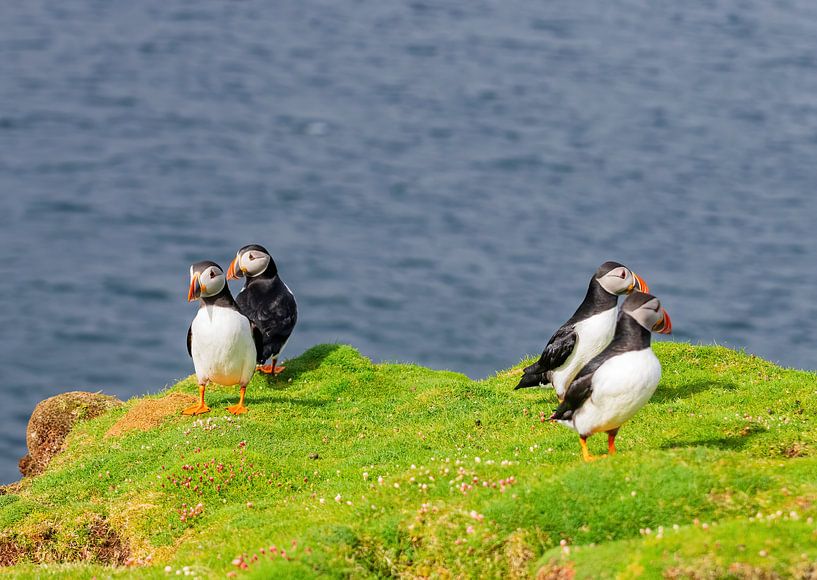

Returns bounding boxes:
[632,273,649,294]
[653,309,672,334]
[188,273,202,302]
[226,257,240,280]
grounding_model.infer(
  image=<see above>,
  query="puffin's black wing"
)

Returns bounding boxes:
[187,324,193,358]
[250,321,264,364]
[550,372,594,421]
[550,343,617,420]
[236,277,298,363]
[514,325,577,390]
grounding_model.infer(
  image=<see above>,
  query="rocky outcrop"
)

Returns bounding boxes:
[18,391,122,477]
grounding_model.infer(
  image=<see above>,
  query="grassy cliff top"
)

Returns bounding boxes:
[1,342,816,578]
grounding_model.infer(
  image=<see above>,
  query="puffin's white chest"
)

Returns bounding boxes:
[191,305,256,386]
[551,308,618,398]
[569,348,662,436]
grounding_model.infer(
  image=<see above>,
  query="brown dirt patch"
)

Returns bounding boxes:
[0,482,21,496]
[536,562,576,580]
[81,514,131,565]
[0,514,130,567]
[20,391,122,478]
[505,529,535,578]
[106,392,196,436]
[0,537,23,566]
[783,442,807,458]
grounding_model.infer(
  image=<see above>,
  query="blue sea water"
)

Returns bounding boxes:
[2,0,817,484]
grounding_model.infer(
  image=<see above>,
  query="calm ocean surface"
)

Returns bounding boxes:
[2,0,817,483]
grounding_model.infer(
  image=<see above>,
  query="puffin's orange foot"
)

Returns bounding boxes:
[579,436,608,462]
[182,403,211,416]
[226,403,249,415]
[607,430,619,456]
[257,364,286,375]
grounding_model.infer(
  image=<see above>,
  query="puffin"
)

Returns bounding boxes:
[186,261,262,415]
[550,291,672,462]
[226,244,297,375]
[514,261,649,400]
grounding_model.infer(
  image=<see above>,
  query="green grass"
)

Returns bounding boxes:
[1,342,816,578]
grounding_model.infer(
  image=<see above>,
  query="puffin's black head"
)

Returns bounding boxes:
[594,261,649,296]
[226,244,278,280]
[188,261,227,302]
[621,291,672,334]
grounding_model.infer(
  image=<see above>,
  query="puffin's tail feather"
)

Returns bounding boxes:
[514,372,547,390]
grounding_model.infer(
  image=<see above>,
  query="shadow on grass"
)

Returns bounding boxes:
[659,429,766,452]
[247,394,332,408]
[652,379,739,403]
[257,344,343,391]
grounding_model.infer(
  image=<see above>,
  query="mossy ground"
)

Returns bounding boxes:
[1,343,816,578]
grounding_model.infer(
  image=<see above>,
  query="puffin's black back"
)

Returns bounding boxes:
[236,275,297,363]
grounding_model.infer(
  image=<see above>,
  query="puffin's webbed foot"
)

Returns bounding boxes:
[183,385,211,415]
[226,385,248,414]
[580,436,607,462]
[182,403,211,416]
[226,403,248,415]
[257,358,285,375]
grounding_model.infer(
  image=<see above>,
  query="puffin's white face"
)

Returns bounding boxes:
[597,266,649,296]
[188,264,226,301]
[227,249,271,279]
[630,296,672,334]
[239,249,270,277]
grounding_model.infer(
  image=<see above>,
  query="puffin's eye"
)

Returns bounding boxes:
[620,270,627,279]
[248,253,256,261]
[210,270,217,278]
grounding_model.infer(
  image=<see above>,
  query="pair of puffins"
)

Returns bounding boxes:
[185,245,297,416]
[515,262,672,461]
